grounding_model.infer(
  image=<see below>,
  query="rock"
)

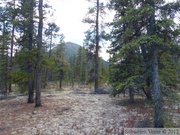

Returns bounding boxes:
[50,128,56,132]
[11,131,17,135]
[32,110,37,115]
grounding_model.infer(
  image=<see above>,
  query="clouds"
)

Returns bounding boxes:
[47,0,179,61]
[49,0,90,45]
[48,0,112,60]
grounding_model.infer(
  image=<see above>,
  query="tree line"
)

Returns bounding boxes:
[0,0,109,104]
[0,0,44,106]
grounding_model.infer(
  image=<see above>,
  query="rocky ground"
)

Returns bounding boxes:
[0,88,179,135]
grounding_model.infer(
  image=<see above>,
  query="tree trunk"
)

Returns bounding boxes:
[148,0,163,127]
[59,70,63,89]
[59,78,62,90]
[28,79,34,103]
[35,0,43,107]
[5,51,8,97]
[94,0,99,92]
[1,21,8,97]
[140,43,153,101]
[142,87,152,101]
[28,0,35,103]
[9,20,15,93]
[129,87,134,103]
[152,45,163,127]
[35,68,41,106]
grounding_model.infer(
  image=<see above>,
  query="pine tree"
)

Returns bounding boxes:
[75,46,88,84]
[44,22,60,88]
[0,6,10,96]
[45,23,60,58]
[53,38,68,90]
[10,0,36,102]
[109,0,180,127]
[6,0,18,93]
[68,55,76,88]
[35,0,43,107]
[27,0,35,103]
[83,0,106,92]
[94,0,100,92]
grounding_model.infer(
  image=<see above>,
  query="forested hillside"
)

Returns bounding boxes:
[64,42,80,60]
[0,0,179,133]
[53,42,109,67]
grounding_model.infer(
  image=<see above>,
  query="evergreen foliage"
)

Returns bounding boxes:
[0,6,11,96]
[53,41,69,89]
[108,0,180,127]
[83,0,107,92]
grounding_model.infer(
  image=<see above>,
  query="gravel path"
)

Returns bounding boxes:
[0,90,155,135]
[0,92,128,135]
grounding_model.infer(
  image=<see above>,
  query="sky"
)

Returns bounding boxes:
[48,0,111,61]
[48,0,90,45]
[47,0,178,61]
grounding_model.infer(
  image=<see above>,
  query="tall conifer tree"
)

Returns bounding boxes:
[83,0,106,92]
[35,0,43,107]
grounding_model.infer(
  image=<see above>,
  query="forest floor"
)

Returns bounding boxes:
[0,86,179,135]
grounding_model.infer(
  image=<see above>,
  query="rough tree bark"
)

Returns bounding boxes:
[35,0,43,107]
[152,45,163,127]
[128,87,134,103]
[148,0,163,127]
[28,0,35,103]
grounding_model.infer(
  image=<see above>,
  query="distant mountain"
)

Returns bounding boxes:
[102,59,109,68]
[64,42,80,60]
[53,41,109,67]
